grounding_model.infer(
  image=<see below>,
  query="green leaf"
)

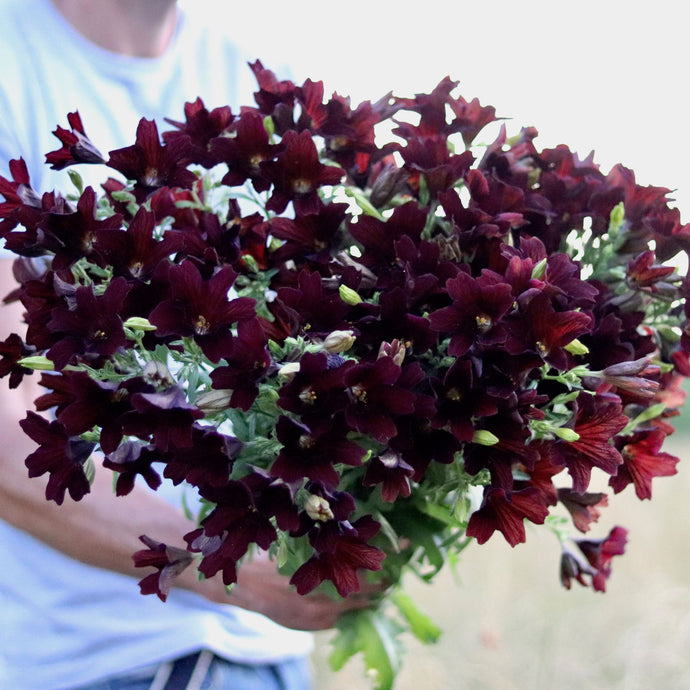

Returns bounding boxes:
[413,497,465,529]
[389,508,446,577]
[225,408,251,441]
[391,590,441,644]
[330,609,404,690]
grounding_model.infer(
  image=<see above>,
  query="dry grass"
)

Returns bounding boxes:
[310,432,690,689]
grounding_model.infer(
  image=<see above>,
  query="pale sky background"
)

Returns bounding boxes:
[188,0,689,218]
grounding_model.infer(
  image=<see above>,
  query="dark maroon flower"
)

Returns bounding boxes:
[517,441,563,507]
[163,97,235,168]
[38,186,124,270]
[192,480,277,559]
[34,370,119,435]
[45,111,106,170]
[208,317,270,411]
[277,351,355,425]
[95,207,186,281]
[133,535,194,602]
[466,486,549,546]
[610,428,679,500]
[187,472,299,585]
[268,201,348,263]
[582,289,656,372]
[102,440,162,496]
[0,332,34,388]
[429,270,514,357]
[211,109,276,192]
[0,158,42,237]
[354,286,436,356]
[560,549,597,590]
[343,357,418,443]
[107,118,197,196]
[388,421,461,481]
[626,249,676,291]
[271,415,366,489]
[123,386,205,452]
[348,201,427,268]
[558,489,608,533]
[506,291,593,370]
[431,357,499,443]
[290,516,385,597]
[448,95,500,148]
[572,525,628,592]
[308,88,399,175]
[275,269,350,334]
[262,129,345,215]
[19,411,94,504]
[46,276,130,369]
[148,261,256,363]
[363,450,415,502]
[249,60,297,123]
[466,168,524,217]
[402,137,474,198]
[162,425,242,488]
[550,393,628,493]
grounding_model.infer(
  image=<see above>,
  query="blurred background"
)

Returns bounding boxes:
[189,2,690,686]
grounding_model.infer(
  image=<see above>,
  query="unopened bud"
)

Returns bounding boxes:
[370,164,407,208]
[602,356,651,378]
[531,257,547,281]
[553,427,580,442]
[123,316,157,332]
[564,339,589,356]
[322,330,356,353]
[472,429,500,446]
[339,284,362,306]
[194,389,233,413]
[277,362,301,378]
[377,339,406,366]
[143,360,175,387]
[17,355,54,371]
[305,494,334,522]
[609,202,625,231]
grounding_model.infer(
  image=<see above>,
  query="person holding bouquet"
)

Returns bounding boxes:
[0,2,379,689]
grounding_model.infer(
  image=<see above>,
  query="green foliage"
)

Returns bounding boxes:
[330,609,405,690]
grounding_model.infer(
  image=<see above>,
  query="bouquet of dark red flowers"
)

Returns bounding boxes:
[1,62,688,688]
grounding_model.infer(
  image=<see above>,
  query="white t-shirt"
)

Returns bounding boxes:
[0,2,312,689]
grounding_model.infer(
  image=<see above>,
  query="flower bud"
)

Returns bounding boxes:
[377,339,406,366]
[339,284,362,306]
[277,362,301,379]
[553,427,580,442]
[601,357,661,399]
[304,494,334,522]
[143,360,175,387]
[17,355,54,371]
[564,339,589,355]
[472,429,500,446]
[123,316,157,332]
[602,356,651,378]
[322,330,356,353]
[531,257,547,281]
[194,389,233,413]
[370,164,407,208]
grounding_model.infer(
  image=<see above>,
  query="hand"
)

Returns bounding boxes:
[193,550,386,631]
